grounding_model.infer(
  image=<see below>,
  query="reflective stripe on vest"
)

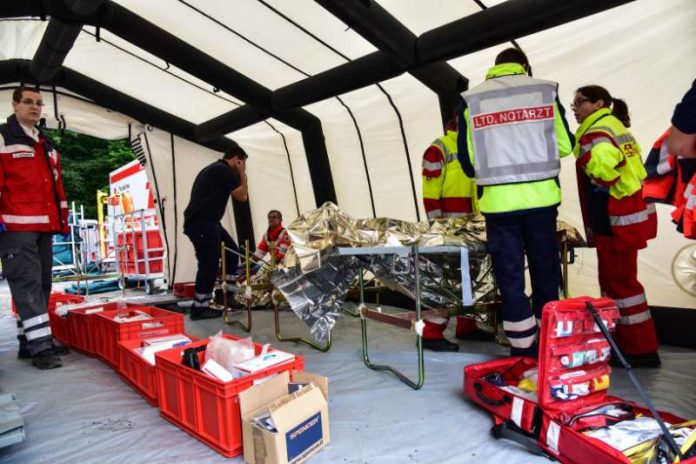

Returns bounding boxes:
[464,75,560,186]
[609,203,656,227]
[422,159,443,172]
[432,139,458,164]
[426,209,442,219]
[2,214,50,225]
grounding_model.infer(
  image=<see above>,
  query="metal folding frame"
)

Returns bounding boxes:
[222,240,253,332]
[339,245,470,390]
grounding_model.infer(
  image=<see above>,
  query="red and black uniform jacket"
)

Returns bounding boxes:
[0,115,69,234]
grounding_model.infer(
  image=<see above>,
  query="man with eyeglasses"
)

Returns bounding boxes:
[0,86,70,369]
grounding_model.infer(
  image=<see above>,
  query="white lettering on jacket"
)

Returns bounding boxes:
[472,105,554,129]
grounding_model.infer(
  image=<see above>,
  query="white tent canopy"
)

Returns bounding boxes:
[0,0,694,308]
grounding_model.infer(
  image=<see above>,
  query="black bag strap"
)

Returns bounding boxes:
[491,419,554,460]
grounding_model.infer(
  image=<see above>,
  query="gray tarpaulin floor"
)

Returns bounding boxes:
[0,281,695,464]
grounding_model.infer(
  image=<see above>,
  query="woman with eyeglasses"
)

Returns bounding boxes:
[571,85,660,368]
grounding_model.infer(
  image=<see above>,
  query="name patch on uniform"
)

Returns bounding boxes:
[12,152,34,158]
[472,104,554,129]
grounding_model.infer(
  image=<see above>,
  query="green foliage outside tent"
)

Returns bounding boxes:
[47,129,135,219]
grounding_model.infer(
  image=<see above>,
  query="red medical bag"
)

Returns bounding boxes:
[464,296,696,463]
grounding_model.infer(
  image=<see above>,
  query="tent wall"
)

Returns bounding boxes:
[138,128,238,285]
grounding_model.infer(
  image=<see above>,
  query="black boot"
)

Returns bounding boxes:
[190,307,222,321]
[32,350,62,370]
[422,338,460,352]
[609,352,661,368]
[51,341,69,356]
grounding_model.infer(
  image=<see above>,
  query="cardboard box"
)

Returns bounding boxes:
[240,371,329,464]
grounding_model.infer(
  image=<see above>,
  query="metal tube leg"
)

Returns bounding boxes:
[223,241,252,332]
[360,254,425,390]
[273,301,332,352]
[562,240,570,299]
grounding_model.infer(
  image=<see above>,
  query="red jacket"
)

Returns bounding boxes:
[0,115,69,234]
[254,224,290,263]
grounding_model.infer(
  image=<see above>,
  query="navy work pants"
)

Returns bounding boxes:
[184,220,239,309]
[485,208,560,356]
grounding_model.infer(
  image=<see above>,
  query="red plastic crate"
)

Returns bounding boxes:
[12,292,84,315]
[95,306,184,369]
[155,335,305,457]
[118,334,198,406]
[48,311,71,346]
[49,293,85,312]
[68,302,138,356]
[46,293,85,346]
[173,282,195,298]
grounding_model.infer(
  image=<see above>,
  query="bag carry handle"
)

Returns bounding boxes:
[491,420,554,459]
[586,301,682,460]
[474,381,511,407]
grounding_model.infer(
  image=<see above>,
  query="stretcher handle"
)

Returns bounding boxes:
[474,381,511,407]
[586,301,682,460]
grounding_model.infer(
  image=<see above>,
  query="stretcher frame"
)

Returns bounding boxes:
[220,240,333,351]
[221,240,253,332]
[338,245,472,390]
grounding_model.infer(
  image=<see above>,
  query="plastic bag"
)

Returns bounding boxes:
[205,331,255,373]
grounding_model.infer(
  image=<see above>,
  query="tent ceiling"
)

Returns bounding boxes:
[1,0,634,142]
[111,0,377,90]
[0,19,46,60]
[66,29,240,124]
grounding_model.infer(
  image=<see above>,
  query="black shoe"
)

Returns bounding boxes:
[190,307,222,321]
[32,351,62,370]
[422,338,459,352]
[456,330,495,342]
[19,339,69,359]
[609,352,661,368]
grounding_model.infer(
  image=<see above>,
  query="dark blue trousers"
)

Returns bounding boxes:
[184,220,239,309]
[485,207,560,356]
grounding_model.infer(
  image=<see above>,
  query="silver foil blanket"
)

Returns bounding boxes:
[271,248,495,342]
[269,202,582,343]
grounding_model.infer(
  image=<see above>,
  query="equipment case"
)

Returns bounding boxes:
[464,296,696,463]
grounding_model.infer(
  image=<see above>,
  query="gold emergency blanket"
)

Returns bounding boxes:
[268,202,584,343]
